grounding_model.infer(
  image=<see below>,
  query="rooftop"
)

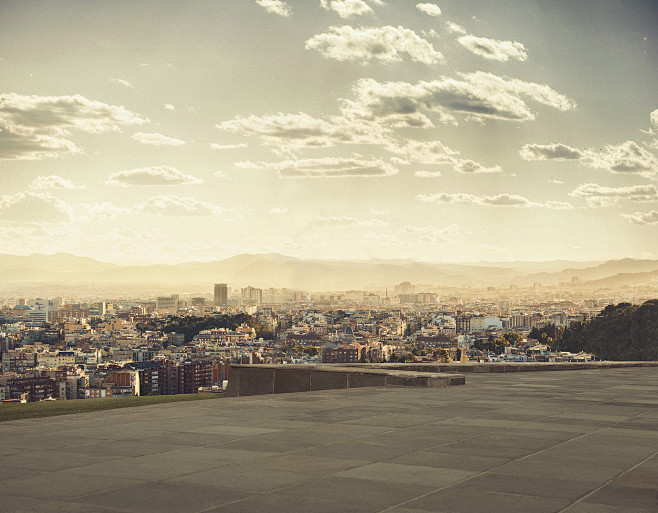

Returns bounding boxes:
[2,366,658,513]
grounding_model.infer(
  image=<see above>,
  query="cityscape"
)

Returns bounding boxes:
[1,1,657,512]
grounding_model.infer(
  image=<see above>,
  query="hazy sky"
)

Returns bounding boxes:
[1,0,657,264]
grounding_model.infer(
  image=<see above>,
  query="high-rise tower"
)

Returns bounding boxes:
[214,283,228,306]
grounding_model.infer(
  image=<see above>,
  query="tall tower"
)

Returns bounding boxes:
[214,283,228,306]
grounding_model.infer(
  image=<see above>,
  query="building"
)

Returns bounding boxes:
[214,283,228,306]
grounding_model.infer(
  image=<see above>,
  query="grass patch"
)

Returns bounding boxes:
[0,393,222,423]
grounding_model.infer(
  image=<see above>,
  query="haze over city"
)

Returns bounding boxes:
[1,0,658,268]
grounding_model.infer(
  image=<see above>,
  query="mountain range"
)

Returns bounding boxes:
[1,253,658,294]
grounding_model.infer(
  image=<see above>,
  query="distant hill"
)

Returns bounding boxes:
[0,252,657,293]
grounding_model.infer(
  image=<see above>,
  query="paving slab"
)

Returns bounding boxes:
[1,366,657,513]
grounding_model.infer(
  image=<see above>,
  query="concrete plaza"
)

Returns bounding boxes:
[2,366,657,512]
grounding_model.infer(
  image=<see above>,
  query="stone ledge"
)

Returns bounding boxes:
[225,364,465,397]
[329,361,658,374]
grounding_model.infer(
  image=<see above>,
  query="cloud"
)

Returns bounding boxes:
[651,109,658,131]
[414,170,442,177]
[621,210,658,225]
[386,139,501,174]
[78,202,133,222]
[239,156,399,178]
[210,142,247,150]
[320,0,381,18]
[164,104,175,111]
[106,166,202,186]
[571,183,658,207]
[344,72,576,126]
[544,201,574,209]
[417,192,538,206]
[255,0,291,17]
[522,140,658,177]
[548,179,565,184]
[305,25,444,65]
[520,143,584,161]
[131,132,185,146]
[270,207,288,214]
[314,216,388,227]
[30,175,85,190]
[453,159,502,174]
[584,141,657,176]
[403,224,458,243]
[217,111,387,152]
[111,78,135,89]
[0,192,73,222]
[136,195,225,216]
[387,139,458,165]
[416,3,442,16]
[457,35,527,62]
[0,93,148,160]
[446,21,467,35]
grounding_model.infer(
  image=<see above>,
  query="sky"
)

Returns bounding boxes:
[1,0,657,265]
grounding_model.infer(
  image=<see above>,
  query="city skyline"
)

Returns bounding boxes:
[1,0,657,265]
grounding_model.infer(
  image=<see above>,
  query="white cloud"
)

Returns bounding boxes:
[571,183,658,206]
[651,109,658,130]
[387,139,458,165]
[111,78,135,89]
[583,141,657,176]
[132,132,185,146]
[210,142,248,150]
[453,159,502,174]
[78,202,133,222]
[164,104,175,111]
[305,25,444,65]
[446,21,467,34]
[270,207,288,214]
[314,216,388,227]
[344,72,576,126]
[414,170,442,177]
[621,210,658,225]
[548,179,565,185]
[255,0,291,17]
[0,93,148,160]
[136,195,225,216]
[30,175,85,190]
[417,192,538,207]
[0,192,73,222]
[520,143,584,161]
[522,140,658,177]
[320,0,380,18]
[239,156,399,178]
[217,111,388,153]
[416,3,441,16]
[544,201,574,209]
[457,35,527,62]
[106,166,202,186]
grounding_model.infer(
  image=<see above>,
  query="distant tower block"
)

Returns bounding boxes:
[214,283,228,306]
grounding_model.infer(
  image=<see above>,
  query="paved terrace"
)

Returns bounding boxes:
[2,366,658,512]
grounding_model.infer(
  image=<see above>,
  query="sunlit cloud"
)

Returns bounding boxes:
[237,156,399,178]
[0,191,73,222]
[132,132,185,146]
[320,0,381,18]
[255,0,291,17]
[136,195,225,216]
[622,210,658,225]
[106,166,202,186]
[457,35,527,62]
[305,25,444,65]
[30,175,85,190]
[0,92,148,160]
[416,3,442,17]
